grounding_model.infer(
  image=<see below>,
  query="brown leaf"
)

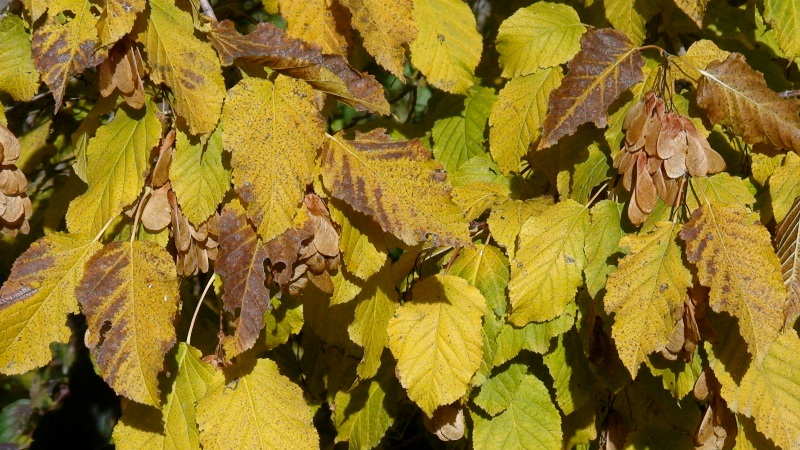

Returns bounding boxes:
[141,186,172,232]
[538,29,645,149]
[216,200,271,360]
[150,130,175,188]
[304,194,339,258]
[697,53,800,152]
[98,38,145,109]
[264,213,314,289]
[423,404,465,441]
[775,197,800,329]
[209,20,389,115]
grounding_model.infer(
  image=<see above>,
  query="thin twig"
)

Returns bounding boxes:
[187,273,216,346]
[198,0,218,21]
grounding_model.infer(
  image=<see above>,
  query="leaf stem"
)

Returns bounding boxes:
[198,0,218,21]
[187,273,216,346]
[92,216,117,243]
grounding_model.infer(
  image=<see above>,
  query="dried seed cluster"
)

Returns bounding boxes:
[614,91,726,224]
[0,125,31,236]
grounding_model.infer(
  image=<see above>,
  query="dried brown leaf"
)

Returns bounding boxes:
[697,53,800,152]
[776,197,800,329]
[98,39,145,109]
[209,20,389,115]
[216,200,271,360]
[538,29,645,149]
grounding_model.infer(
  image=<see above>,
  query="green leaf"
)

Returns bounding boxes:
[171,127,231,226]
[489,68,563,174]
[329,200,387,281]
[387,274,487,416]
[764,0,800,64]
[473,363,528,416]
[66,99,161,235]
[448,244,509,316]
[409,0,482,94]
[687,172,756,212]
[496,2,585,77]
[334,363,399,449]
[493,304,576,367]
[197,357,319,449]
[569,144,610,204]
[348,265,398,380]
[432,86,496,173]
[472,375,562,450]
[543,331,597,415]
[509,200,589,325]
[605,222,692,378]
[0,14,40,101]
[583,200,624,297]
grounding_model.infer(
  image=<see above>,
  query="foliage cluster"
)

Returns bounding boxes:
[1,0,800,448]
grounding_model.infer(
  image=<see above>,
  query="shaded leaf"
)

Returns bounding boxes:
[334,362,399,448]
[473,363,527,416]
[217,200,271,360]
[487,197,553,259]
[209,20,389,114]
[329,200,387,281]
[340,0,417,80]
[681,203,786,365]
[0,233,100,374]
[387,274,487,416]
[672,0,708,27]
[769,152,800,223]
[66,99,161,235]
[538,29,645,149]
[222,76,323,241]
[605,222,692,377]
[495,2,585,78]
[697,53,800,152]
[0,14,40,101]
[570,144,610,204]
[348,265,398,380]
[137,0,224,135]
[197,357,319,449]
[509,200,589,325]
[776,197,800,329]
[170,127,230,227]
[432,86,496,174]
[584,200,624,297]
[321,129,470,247]
[493,304,576,367]
[543,331,597,415]
[76,240,179,407]
[472,375,562,450]
[604,0,653,45]
[490,68,563,174]
[32,0,106,110]
[112,344,216,449]
[686,172,756,212]
[409,0,482,94]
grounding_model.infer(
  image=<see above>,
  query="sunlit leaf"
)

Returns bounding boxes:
[770,152,800,223]
[448,244,509,315]
[409,0,482,94]
[76,240,179,407]
[509,200,589,325]
[538,29,645,149]
[603,0,653,45]
[0,14,40,101]
[280,0,349,55]
[667,39,728,87]
[0,233,100,374]
[98,0,145,46]
[387,274,487,416]
[493,304,576,367]
[495,2,585,78]
[763,0,800,64]
[487,197,553,259]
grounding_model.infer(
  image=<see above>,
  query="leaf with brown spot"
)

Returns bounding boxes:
[776,197,800,329]
[340,0,416,80]
[321,129,470,247]
[697,53,800,152]
[136,0,224,135]
[0,233,101,375]
[209,20,389,115]
[217,200,271,361]
[538,29,645,150]
[32,0,107,111]
[280,0,350,55]
[98,0,145,46]
[681,203,786,365]
[221,76,323,241]
[76,240,179,407]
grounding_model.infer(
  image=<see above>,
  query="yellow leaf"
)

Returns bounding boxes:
[487,197,553,259]
[334,363,400,448]
[387,274,487,416]
[448,244,509,316]
[137,0,224,135]
[66,99,161,235]
[340,0,417,80]
[451,181,509,221]
[197,357,319,449]
[686,172,756,212]
[112,344,215,449]
[349,265,398,379]
[509,200,589,325]
[672,0,708,27]
[764,0,800,64]
[32,0,106,110]
[76,240,179,407]
[496,2,585,78]
[493,304,576,367]
[170,127,230,226]
[604,222,692,377]
[604,0,654,45]
[98,0,145,46]
[681,203,786,365]
[330,270,362,305]
[321,130,470,247]
[770,152,800,223]
[280,0,349,55]
[584,200,624,298]
[222,76,323,241]
[489,72,561,173]
[329,200,387,281]
[409,0,482,94]
[0,14,40,101]
[0,233,101,374]
[667,39,728,86]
